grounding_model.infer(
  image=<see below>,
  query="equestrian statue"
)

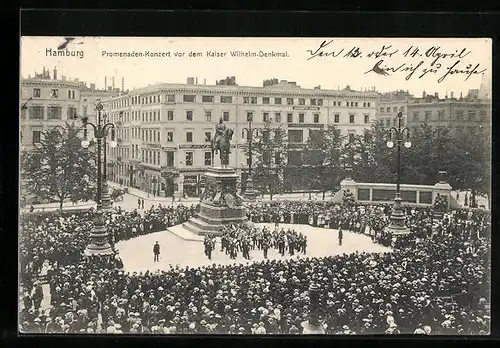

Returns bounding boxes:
[211,117,234,168]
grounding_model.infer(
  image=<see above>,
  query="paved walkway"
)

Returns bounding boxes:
[116,223,391,273]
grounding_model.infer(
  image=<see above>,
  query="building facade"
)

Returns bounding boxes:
[406,90,491,139]
[377,90,412,128]
[104,79,379,197]
[20,67,120,150]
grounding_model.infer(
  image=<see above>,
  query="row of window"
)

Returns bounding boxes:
[113,93,373,108]
[31,88,76,100]
[22,105,77,120]
[411,109,487,122]
[380,106,406,113]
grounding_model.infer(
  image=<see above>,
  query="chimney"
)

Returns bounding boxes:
[422,91,426,98]
[195,77,198,84]
[53,67,57,80]
[187,77,194,85]
[204,78,206,85]
[105,76,107,90]
[121,77,124,92]
[90,83,95,90]
[460,92,463,99]
[451,91,454,99]
[112,76,115,90]
[62,75,66,81]
[434,92,438,98]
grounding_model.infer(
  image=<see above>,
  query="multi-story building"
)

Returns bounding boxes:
[406,89,491,139]
[20,67,120,150]
[377,90,413,128]
[105,78,378,198]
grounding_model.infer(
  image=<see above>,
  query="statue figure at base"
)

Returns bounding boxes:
[211,117,234,168]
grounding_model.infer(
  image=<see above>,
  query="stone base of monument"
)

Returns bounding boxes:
[182,166,249,236]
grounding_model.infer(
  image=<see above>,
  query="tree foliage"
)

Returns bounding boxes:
[21,122,97,209]
[249,121,288,200]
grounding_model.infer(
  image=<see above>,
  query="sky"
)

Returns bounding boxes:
[20,37,492,97]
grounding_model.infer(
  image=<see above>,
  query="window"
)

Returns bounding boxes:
[167,110,174,121]
[311,99,317,106]
[393,107,397,112]
[468,111,476,121]
[313,113,320,123]
[318,99,323,106]
[166,152,174,167]
[287,113,293,123]
[298,114,305,123]
[33,88,41,98]
[47,106,62,120]
[288,130,303,143]
[32,130,41,143]
[29,106,43,119]
[68,90,72,99]
[438,110,445,120]
[262,97,270,104]
[425,111,432,121]
[21,107,27,119]
[363,102,366,107]
[50,89,58,98]
[183,95,196,102]
[205,110,212,122]
[186,152,193,166]
[223,111,229,122]
[355,102,358,107]
[186,132,193,142]
[275,112,281,122]
[334,114,340,123]
[186,110,193,121]
[153,152,156,165]
[243,97,250,104]
[287,98,294,105]
[364,114,370,124]
[247,112,253,122]
[349,114,355,123]
[82,106,87,117]
[251,97,257,104]
[167,132,173,142]
[274,152,281,165]
[205,132,212,142]
[386,107,390,113]
[386,119,391,127]
[263,112,270,122]
[67,106,77,120]
[166,94,175,102]
[220,96,233,103]
[479,110,486,121]
[456,110,463,121]
[205,152,212,166]
[202,95,214,103]
[380,107,384,113]
[275,97,282,105]
[299,98,305,105]
[413,112,420,121]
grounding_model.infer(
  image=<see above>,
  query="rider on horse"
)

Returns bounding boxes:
[213,117,227,154]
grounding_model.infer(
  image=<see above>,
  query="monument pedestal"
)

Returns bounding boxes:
[183,166,248,236]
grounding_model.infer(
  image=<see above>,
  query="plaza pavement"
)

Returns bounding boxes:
[116,223,391,273]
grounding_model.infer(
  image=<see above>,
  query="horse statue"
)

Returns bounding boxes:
[211,128,234,167]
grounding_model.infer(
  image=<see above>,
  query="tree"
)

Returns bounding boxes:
[21,122,97,210]
[250,121,288,200]
[303,125,345,199]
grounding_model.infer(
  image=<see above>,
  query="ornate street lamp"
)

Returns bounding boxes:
[384,111,412,239]
[100,112,119,211]
[81,100,117,257]
[301,283,326,334]
[242,112,263,201]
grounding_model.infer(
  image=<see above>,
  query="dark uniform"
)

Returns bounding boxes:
[153,242,160,262]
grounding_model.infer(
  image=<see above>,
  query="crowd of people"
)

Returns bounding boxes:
[19,197,491,335]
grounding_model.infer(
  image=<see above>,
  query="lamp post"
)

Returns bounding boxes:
[81,100,117,257]
[301,283,326,334]
[384,111,412,239]
[242,113,262,201]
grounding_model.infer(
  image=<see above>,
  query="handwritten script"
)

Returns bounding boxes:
[306,40,487,83]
